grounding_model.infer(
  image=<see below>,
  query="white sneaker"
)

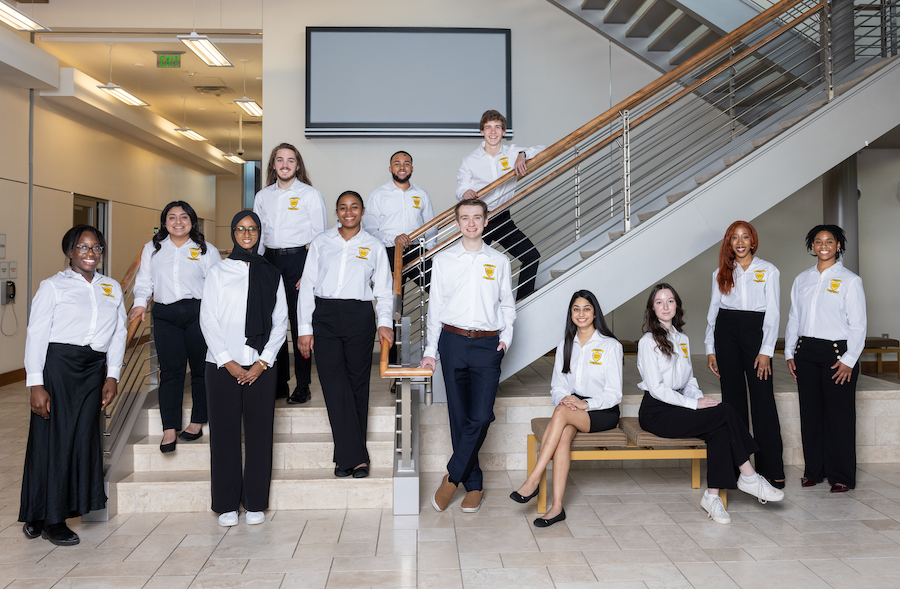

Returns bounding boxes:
[700,492,731,525]
[245,511,265,525]
[738,474,785,503]
[218,511,238,527]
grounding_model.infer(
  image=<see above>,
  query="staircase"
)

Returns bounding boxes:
[115,392,395,512]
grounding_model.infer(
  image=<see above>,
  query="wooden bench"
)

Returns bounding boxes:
[528,416,725,514]
[774,336,900,378]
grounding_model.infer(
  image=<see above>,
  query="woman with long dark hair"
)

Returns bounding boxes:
[509,290,622,527]
[297,191,393,479]
[131,201,219,453]
[638,283,783,525]
[200,211,287,526]
[785,225,865,492]
[705,221,784,488]
[20,225,126,546]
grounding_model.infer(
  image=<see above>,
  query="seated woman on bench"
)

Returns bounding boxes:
[510,290,622,527]
[637,283,784,525]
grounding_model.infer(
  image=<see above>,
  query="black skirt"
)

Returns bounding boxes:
[19,343,108,523]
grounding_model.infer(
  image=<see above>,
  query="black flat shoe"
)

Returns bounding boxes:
[768,478,786,490]
[287,385,311,405]
[334,466,353,477]
[42,523,80,546]
[160,438,177,453]
[534,509,566,528]
[178,429,203,441]
[352,465,369,478]
[510,487,540,504]
[22,521,43,539]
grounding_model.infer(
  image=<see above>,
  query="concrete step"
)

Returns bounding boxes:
[550,268,569,280]
[637,210,659,223]
[751,132,779,148]
[133,432,395,472]
[779,112,809,131]
[665,190,691,204]
[144,403,396,436]
[694,170,720,185]
[724,150,752,167]
[579,250,598,260]
[116,467,393,513]
[609,229,625,241]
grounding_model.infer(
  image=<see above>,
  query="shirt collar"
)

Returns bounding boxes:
[572,330,605,348]
[326,226,366,244]
[450,240,488,258]
[63,267,102,283]
[476,141,509,159]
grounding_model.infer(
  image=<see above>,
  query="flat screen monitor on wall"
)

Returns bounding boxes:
[305,27,512,137]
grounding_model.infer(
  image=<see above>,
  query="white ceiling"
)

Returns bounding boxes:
[36,32,264,163]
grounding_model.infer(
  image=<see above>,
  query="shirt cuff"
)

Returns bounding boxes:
[298,324,313,336]
[423,346,437,360]
[839,352,859,369]
[26,373,44,387]
[687,397,699,410]
[704,344,715,355]
[759,344,775,357]
[106,366,121,382]
[260,350,277,366]
[377,317,392,330]
[133,297,149,309]
[215,351,232,368]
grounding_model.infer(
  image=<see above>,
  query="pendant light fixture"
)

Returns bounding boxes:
[177,0,233,67]
[0,0,50,32]
[174,96,207,141]
[233,59,262,116]
[223,127,246,164]
[96,43,150,107]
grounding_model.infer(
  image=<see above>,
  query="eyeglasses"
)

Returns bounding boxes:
[75,245,104,254]
[234,226,259,235]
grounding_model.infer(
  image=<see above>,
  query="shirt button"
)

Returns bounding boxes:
[833,343,838,348]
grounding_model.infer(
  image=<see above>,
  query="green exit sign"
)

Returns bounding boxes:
[157,54,181,68]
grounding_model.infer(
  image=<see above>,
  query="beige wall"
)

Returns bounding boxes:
[261,0,661,222]
[215,173,243,249]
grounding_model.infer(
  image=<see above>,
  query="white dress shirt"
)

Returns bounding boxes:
[456,142,546,211]
[550,331,623,411]
[424,241,517,358]
[132,237,220,307]
[363,181,437,249]
[704,257,780,356]
[200,259,288,368]
[252,178,328,250]
[784,261,866,367]
[637,330,704,410]
[297,227,393,336]
[25,268,127,387]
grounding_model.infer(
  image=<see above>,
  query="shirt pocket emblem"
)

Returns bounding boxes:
[483,264,496,280]
[590,349,604,365]
[827,279,842,293]
[288,197,300,210]
[411,196,422,210]
[498,157,510,171]
[356,247,370,260]
[189,247,201,261]
[753,270,766,282]
[100,283,116,298]
[679,343,689,358]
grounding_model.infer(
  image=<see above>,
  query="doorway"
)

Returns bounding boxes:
[73,195,109,273]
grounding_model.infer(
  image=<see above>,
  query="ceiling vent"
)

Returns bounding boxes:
[194,85,233,96]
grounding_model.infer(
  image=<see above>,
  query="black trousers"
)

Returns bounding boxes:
[265,249,312,391]
[205,362,277,513]
[439,330,504,492]
[639,393,759,489]
[483,209,539,301]
[385,245,431,365]
[313,298,375,470]
[20,344,107,524]
[794,336,858,488]
[714,309,784,480]
[153,299,208,431]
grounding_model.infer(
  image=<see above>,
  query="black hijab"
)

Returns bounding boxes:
[228,211,280,354]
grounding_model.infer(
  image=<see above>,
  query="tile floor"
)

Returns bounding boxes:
[3,367,900,588]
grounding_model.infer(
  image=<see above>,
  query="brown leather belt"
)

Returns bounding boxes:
[443,325,499,338]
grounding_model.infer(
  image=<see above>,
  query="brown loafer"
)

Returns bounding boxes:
[830,483,850,493]
[460,490,484,513]
[431,474,458,512]
[800,477,818,487]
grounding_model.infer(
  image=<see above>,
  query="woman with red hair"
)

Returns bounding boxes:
[705,221,784,488]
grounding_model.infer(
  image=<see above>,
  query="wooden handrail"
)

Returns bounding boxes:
[379,339,434,378]
[397,0,808,275]
[120,247,144,293]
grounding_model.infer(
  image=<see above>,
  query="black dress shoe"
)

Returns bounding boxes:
[352,465,369,478]
[334,466,353,477]
[178,429,203,441]
[768,478,786,490]
[287,385,311,405]
[22,521,43,539]
[510,487,540,504]
[160,437,177,453]
[534,509,566,528]
[42,522,80,546]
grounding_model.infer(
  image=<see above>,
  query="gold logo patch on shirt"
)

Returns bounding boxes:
[288,197,300,210]
[498,157,510,171]
[100,283,115,298]
[356,247,370,260]
[189,247,201,260]
[590,349,604,365]
[411,196,422,209]
[679,343,689,358]
[753,270,766,282]
[827,279,842,293]
[483,264,496,280]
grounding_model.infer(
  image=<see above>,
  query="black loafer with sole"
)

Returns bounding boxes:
[42,523,80,546]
